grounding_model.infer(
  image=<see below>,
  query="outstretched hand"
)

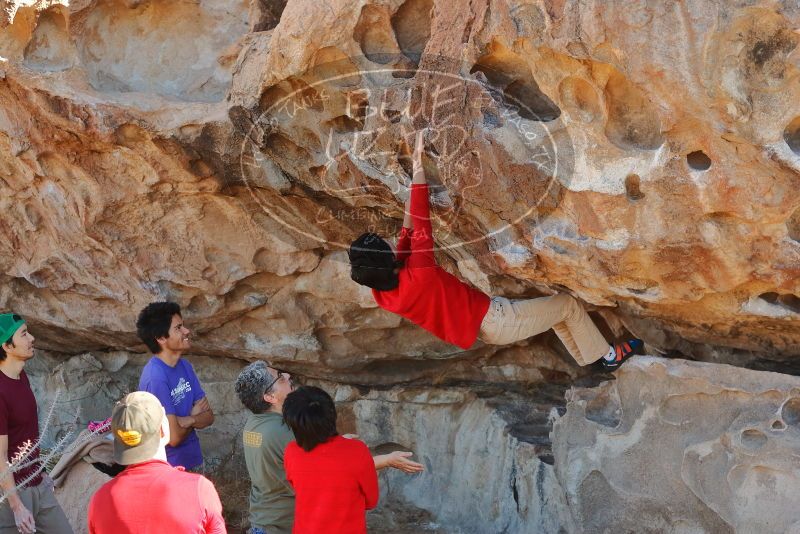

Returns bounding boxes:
[384,450,424,474]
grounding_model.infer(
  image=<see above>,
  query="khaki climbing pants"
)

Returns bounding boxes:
[478,293,610,366]
[0,479,73,534]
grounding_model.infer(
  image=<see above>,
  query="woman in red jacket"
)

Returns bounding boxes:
[348,131,643,371]
[283,386,378,534]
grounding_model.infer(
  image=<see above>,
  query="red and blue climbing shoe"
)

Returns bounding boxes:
[601,339,645,371]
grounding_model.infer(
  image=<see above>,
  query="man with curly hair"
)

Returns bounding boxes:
[235,361,423,534]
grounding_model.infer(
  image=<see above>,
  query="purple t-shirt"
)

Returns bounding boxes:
[138,357,205,469]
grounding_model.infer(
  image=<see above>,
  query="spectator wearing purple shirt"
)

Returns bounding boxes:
[136,302,214,470]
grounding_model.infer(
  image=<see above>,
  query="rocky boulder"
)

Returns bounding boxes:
[552,356,800,533]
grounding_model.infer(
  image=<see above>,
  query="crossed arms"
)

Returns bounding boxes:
[168,397,215,448]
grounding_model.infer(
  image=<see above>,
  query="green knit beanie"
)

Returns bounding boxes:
[0,313,25,345]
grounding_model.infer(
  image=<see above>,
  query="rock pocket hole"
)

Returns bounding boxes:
[687,150,712,171]
[603,70,664,150]
[625,174,644,201]
[504,79,561,121]
[311,47,362,87]
[391,0,432,66]
[263,133,311,164]
[354,5,400,64]
[740,429,768,450]
[371,441,414,455]
[250,0,288,32]
[784,117,800,155]
[23,7,73,72]
[771,419,786,431]
[470,42,560,122]
[759,292,800,314]
[260,78,323,114]
[780,397,800,427]
[558,76,602,123]
[325,115,363,134]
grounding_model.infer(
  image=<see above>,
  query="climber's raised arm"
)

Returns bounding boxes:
[412,130,427,185]
[407,130,433,259]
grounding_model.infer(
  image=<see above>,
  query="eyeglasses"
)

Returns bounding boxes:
[264,369,286,394]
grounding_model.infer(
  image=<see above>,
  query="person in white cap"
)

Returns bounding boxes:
[87,391,226,533]
[0,313,71,534]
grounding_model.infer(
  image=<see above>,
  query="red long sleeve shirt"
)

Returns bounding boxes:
[284,436,378,534]
[88,460,226,534]
[372,183,491,349]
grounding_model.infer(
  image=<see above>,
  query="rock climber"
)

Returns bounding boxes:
[348,130,644,371]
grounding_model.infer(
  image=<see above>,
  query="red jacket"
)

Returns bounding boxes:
[373,183,490,349]
[284,436,378,534]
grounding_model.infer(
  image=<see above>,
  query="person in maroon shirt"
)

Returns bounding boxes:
[88,391,225,533]
[0,313,72,534]
[283,386,378,534]
[349,131,644,370]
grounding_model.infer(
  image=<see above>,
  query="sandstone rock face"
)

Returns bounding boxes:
[340,385,575,534]
[1,0,799,531]
[552,356,800,534]
[0,0,796,378]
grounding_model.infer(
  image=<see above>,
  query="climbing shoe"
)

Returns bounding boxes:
[601,339,645,371]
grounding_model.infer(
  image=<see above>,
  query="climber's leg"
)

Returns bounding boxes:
[479,293,643,368]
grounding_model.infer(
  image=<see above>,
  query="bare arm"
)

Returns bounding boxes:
[0,436,21,508]
[412,130,427,185]
[406,129,435,260]
[342,435,424,475]
[372,451,424,474]
[401,130,426,229]
[402,195,413,229]
[167,415,194,447]
[190,397,214,430]
[0,436,35,534]
[172,398,215,441]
